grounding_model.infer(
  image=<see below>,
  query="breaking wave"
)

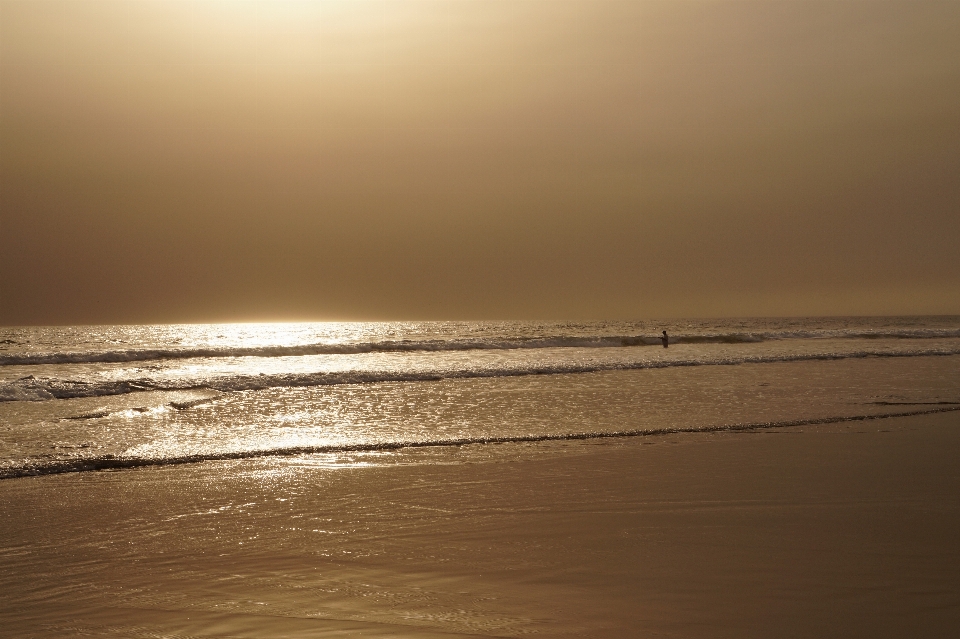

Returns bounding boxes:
[3,328,959,367]
[3,346,960,403]
[4,406,958,480]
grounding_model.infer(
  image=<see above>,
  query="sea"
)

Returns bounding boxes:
[2,316,959,480]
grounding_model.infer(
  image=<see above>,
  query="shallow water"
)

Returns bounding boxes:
[1,317,959,478]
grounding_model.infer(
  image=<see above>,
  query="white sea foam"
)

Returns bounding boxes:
[2,346,959,403]
[3,328,959,367]
[0,335,715,365]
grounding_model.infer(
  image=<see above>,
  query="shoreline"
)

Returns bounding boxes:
[3,410,960,637]
[4,404,960,481]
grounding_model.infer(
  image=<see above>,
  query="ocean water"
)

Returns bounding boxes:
[2,317,959,480]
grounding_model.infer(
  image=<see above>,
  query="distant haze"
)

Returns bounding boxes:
[2,1,958,324]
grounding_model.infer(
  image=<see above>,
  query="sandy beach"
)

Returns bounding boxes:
[4,0,959,635]
[3,409,959,638]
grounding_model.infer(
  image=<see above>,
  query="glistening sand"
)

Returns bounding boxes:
[3,410,959,638]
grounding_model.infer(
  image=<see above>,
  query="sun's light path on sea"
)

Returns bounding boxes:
[166,322,396,350]
[109,324,370,460]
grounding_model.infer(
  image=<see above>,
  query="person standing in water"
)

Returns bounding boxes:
[660,330,669,348]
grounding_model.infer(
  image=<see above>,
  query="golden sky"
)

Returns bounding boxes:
[2,0,958,323]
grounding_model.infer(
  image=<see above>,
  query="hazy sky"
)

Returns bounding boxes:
[2,0,958,324]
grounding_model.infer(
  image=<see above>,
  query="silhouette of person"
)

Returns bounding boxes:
[660,330,669,348]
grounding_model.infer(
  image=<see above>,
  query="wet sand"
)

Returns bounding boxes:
[2,411,960,637]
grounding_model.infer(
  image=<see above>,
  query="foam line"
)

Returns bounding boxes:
[3,347,960,403]
[2,328,958,366]
[3,406,959,480]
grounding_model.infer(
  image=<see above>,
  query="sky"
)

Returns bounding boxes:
[1,0,959,324]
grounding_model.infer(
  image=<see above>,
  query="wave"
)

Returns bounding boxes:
[0,336,721,365]
[3,329,959,367]
[1,377,159,402]
[4,406,958,480]
[3,347,960,403]
[59,397,219,420]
